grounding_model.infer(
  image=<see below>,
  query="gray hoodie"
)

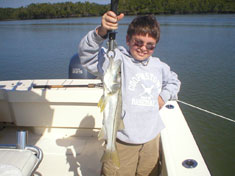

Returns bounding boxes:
[79,29,181,144]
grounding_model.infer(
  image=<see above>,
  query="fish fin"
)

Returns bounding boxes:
[111,83,121,93]
[98,127,106,140]
[118,119,125,130]
[101,150,120,168]
[98,95,105,112]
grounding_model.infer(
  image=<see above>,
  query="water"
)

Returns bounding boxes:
[0,14,235,175]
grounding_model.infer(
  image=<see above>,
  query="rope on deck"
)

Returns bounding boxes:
[177,100,235,123]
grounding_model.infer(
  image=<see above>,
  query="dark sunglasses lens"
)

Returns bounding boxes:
[146,44,155,50]
[135,40,143,47]
[134,39,155,50]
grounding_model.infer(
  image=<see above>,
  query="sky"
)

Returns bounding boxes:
[0,0,110,8]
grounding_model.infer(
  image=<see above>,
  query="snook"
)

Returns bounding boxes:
[98,58,124,168]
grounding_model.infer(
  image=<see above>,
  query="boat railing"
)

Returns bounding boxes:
[0,130,43,176]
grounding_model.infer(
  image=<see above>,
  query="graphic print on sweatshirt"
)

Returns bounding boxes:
[128,72,161,107]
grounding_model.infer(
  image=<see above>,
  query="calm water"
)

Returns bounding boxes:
[0,14,235,175]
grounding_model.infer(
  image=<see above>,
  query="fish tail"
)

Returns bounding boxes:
[101,150,120,168]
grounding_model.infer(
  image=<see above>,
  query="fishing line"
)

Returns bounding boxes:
[177,100,235,124]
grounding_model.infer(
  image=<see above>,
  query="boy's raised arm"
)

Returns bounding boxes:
[97,11,124,38]
[78,29,105,76]
[78,11,124,76]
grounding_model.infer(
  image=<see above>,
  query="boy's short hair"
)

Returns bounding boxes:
[127,15,160,43]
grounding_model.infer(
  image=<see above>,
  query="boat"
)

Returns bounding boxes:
[0,78,211,176]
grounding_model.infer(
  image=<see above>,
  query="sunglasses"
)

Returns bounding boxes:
[132,39,156,51]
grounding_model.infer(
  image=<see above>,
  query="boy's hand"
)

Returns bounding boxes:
[97,11,124,38]
[158,96,165,110]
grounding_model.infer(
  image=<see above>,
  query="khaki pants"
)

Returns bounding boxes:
[101,134,160,176]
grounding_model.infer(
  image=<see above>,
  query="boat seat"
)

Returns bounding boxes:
[0,146,43,176]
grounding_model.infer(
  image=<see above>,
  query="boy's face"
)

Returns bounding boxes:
[126,34,156,61]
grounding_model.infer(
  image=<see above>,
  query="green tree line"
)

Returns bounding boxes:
[1,0,235,20]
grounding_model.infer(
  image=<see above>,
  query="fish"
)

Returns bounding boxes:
[98,58,124,168]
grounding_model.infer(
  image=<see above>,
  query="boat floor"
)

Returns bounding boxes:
[0,126,104,176]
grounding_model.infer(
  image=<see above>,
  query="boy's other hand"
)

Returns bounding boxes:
[97,11,124,38]
[158,96,165,110]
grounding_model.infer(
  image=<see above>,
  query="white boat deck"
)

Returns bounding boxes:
[0,79,211,176]
[0,127,104,176]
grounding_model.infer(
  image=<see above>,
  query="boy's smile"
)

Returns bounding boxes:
[127,34,157,61]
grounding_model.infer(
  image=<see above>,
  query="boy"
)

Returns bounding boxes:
[78,11,180,176]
